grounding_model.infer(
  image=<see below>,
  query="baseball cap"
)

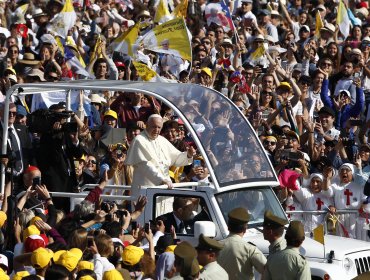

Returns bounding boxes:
[54,248,83,272]
[31,247,54,269]
[23,225,41,240]
[200,67,212,78]
[103,269,124,280]
[339,89,351,98]
[277,81,292,90]
[0,254,8,269]
[318,106,335,117]
[24,235,45,253]
[104,110,118,120]
[78,260,94,271]
[0,268,9,280]
[122,245,144,266]
[13,271,30,280]
[16,105,27,117]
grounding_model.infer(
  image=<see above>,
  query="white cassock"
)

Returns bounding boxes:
[322,181,367,240]
[125,130,192,198]
[294,188,334,233]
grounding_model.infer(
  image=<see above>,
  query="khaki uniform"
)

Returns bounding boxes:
[218,234,266,280]
[199,261,229,280]
[264,246,311,280]
[268,237,286,256]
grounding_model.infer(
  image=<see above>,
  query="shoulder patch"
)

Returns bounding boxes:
[248,242,256,246]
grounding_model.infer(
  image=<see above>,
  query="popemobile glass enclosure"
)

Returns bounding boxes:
[1,80,278,193]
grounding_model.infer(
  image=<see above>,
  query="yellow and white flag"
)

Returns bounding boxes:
[47,0,77,38]
[315,10,323,38]
[109,23,139,57]
[14,3,29,22]
[154,0,173,24]
[172,0,188,18]
[337,0,350,39]
[133,61,171,83]
[137,17,191,61]
[249,45,265,62]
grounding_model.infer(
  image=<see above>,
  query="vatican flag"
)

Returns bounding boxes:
[172,0,188,18]
[249,45,265,62]
[154,0,173,24]
[47,0,77,39]
[137,17,191,61]
[337,0,350,39]
[13,3,29,23]
[109,23,139,57]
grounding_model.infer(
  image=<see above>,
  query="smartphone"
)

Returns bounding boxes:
[234,163,242,172]
[145,222,150,234]
[87,236,94,247]
[173,238,181,244]
[354,72,361,78]
[193,159,201,167]
[349,119,363,126]
[32,177,41,188]
[131,221,138,230]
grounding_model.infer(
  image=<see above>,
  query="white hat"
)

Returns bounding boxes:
[91,4,101,13]
[270,10,281,18]
[90,94,106,104]
[321,23,335,34]
[351,48,362,56]
[309,173,323,182]
[339,89,351,98]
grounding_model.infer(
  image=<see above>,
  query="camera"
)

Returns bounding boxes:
[115,144,126,158]
[101,201,116,213]
[27,109,76,134]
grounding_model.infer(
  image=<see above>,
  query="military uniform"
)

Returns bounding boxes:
[268,236,286,255]
[199,261,229,280]
[264,221,311,280]
[263,210,289,256]
[217,208,266,280]
[196,234,229,280]
[264,246,311,280]
[167,241,199,280]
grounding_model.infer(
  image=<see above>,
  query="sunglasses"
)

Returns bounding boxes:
[203,41,211,44]
[261,91,273,95]
[300,81,311,85]
[264,141,276,145]
[87,159,97,164]
[9,111,16,116]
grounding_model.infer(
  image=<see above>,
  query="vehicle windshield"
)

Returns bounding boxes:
[215,187,287,227]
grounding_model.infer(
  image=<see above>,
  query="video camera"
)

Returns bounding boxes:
[27,108,77,134]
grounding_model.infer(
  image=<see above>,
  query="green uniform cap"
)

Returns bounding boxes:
[174,241,197,259]
[263,210,289,228]
[286,221,305,239]
[228,207,250,224]
[196,234,224,251]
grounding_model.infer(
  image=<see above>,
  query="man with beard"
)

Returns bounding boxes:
[332,61,356,104]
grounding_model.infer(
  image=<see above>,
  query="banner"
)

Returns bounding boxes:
[138,17,191,61]
[109,23,139,57]
[47,0,77,38]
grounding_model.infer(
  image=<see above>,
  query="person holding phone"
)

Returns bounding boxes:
[183,156,210,183]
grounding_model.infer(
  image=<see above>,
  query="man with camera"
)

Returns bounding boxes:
[35,102,83,212]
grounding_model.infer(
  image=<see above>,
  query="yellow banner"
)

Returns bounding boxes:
[133,61,158,81]
[172,0,188,18]
[313,224,325,245]
[138,17,191,61]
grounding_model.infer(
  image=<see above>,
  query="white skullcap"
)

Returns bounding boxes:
[148,114,163,121]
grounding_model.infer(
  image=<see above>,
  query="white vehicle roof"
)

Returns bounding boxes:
[2,81,279,193]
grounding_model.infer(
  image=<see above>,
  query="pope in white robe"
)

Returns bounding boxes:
[125,114,194,198]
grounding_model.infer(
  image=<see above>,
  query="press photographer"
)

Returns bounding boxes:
[33,102,83,212]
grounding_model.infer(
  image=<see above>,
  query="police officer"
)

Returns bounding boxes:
[218,207,266,280]
[196,234,229,280]
[263,210,289,255]
[168,241,199,280]
[264,221,311,280]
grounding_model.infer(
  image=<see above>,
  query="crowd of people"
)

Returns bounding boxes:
[0,0,370,279]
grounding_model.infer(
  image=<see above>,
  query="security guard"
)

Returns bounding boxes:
[196,234,229,280]
[264,221,311,280]
[168,241,199,280]
[218,207,266,280]
[263,210,289,255]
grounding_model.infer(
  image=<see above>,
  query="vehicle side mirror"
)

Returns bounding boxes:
[194,221,216,237]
